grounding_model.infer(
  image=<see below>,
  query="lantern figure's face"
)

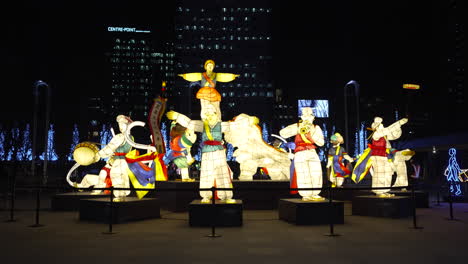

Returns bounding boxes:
[118,121,128,133]
[205,63,214,73]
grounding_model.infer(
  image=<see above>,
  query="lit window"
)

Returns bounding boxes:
[229,92,235,97]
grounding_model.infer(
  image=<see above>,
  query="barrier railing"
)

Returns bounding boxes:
[2,181,464,237]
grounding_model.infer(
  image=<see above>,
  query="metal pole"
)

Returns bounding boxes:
[31,82,40,180]
[410,185,423,229]
[207,187,221,238]
[344,84,349,152]
[5,171,17,222]
[103,187,115,234]
[42,83,51,186]
[29,186,44,228]
[325,185,340,237]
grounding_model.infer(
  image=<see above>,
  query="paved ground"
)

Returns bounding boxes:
[1,191,468,264]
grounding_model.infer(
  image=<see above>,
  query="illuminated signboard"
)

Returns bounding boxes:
[402,84,420,90]
[107,27,151,33]
[298,99,329,118]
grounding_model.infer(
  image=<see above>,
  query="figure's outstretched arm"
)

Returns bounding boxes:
[178,73,202,82]
[166,111,203,132]
[373,118,408,140]
[216,73,240,83]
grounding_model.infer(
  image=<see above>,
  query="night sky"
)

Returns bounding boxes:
[3,1,454,138]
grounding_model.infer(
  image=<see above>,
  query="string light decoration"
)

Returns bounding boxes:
[444,148,462,196]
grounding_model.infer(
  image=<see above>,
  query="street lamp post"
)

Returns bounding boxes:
[343,80,360,154]
[31,80,51,186]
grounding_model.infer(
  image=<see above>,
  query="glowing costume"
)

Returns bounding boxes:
[280,107,325,201]
[326,133,353,187]
[165,123,196,181]
[95,115,134,199]
[178,59,239,120]
[223,114,291,181]
[167,105,249,203]
[353,117,408,197]
[392,149,415,190]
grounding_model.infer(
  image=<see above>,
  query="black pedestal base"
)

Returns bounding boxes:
[189,200,243,227]
[79,197,160,223]
[153,181,198,212]
[233,180,293,209]
[389,190,430,208]
[352,195,411,218]
[278,198,344,225]
[51,192,109,211]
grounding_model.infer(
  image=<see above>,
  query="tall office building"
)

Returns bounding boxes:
[172,0,275,122]
[84,24,175,141]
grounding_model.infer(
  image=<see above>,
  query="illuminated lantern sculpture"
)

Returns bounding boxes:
[166,105,251,203]
[326,133,354,188]
[165,122,197,182]
[67,115,167,200]
[352,117,408,197]
[279,107,325,201]
[223,113,291,181]
[178,59,239,118]
[391,149,415,191]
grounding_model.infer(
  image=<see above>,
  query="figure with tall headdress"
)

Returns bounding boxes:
[166,105,251,203]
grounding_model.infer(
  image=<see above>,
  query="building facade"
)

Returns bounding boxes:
[172,0,276,123]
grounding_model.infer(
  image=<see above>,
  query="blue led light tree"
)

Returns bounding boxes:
[39,124,59,161]
[67,124,80,161]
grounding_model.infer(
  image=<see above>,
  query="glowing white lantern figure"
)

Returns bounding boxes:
[279,107,325,201]
[92,115,134,200]
[326,133,354,188]
[178,59,239,120]
[392,149,415,191]
[166,105,250,204]
[223,113,290,181]
[365,117,408,197]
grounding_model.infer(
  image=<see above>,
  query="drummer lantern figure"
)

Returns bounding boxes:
[94,115,134,200]
[280,107,325,201]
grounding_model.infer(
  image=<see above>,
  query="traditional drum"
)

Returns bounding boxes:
[73,142,100,166]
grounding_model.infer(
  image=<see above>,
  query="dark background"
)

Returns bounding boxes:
[1,1,463,140]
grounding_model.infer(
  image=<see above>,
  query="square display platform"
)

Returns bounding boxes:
[352,195,411,218]
[51,192,110,211]
[278,198,344,225]
[233,180,293,210]
[152,181,199,212]
[79,197,160,224]
[189,200,243,227]
[389,190,430,208]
